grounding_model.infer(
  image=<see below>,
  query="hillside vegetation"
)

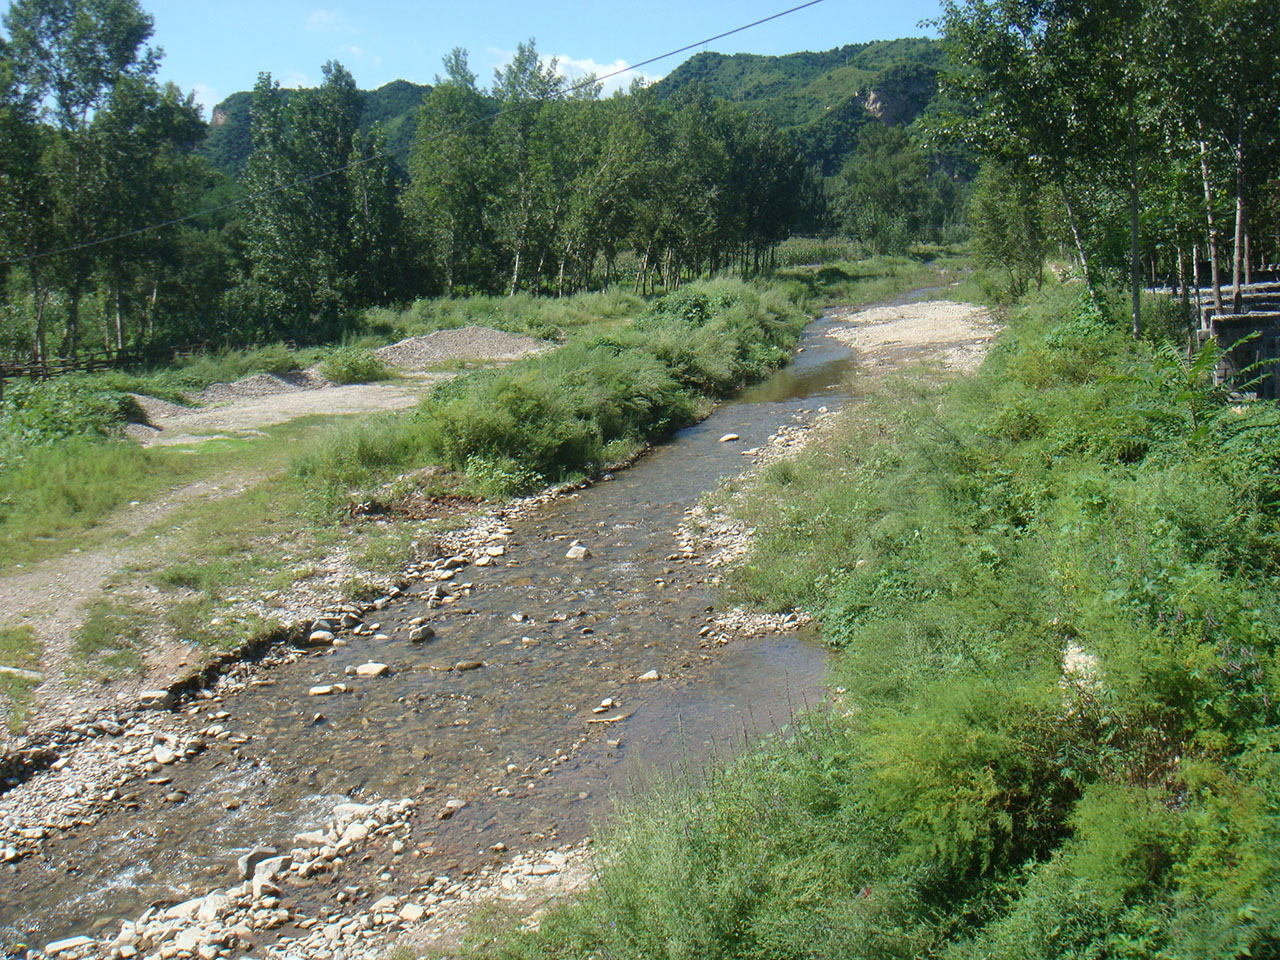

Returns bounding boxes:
[656,38,945,174]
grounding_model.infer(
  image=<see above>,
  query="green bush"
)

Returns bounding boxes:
[0,376,141,468]
[318,346,391,384]
[411,279,807,495]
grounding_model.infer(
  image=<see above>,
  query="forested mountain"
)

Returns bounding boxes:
[655,38,946,173]
[198,78,430,176]
[196,38,946,180]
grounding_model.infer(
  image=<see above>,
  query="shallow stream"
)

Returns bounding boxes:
[2,310,866,947]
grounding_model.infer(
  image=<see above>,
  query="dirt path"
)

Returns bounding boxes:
[130,374,449,447]
[0,469,267,725]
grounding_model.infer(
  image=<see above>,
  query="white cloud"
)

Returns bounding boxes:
[347,45,365,58]
[281,70,312,89]
[484,47,665,97]
[554,55,663,96]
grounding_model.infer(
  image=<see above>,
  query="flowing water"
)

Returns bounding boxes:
[1,310,867,948]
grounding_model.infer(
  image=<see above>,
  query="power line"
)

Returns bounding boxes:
[0,0,829,268]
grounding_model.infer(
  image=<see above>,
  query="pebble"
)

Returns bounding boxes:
[637,670,660,682]
[565,545,591,560]
[408,626,435,643]
[355,663,390,678]
[718,433,740,442]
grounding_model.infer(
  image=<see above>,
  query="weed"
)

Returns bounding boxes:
[319,347,393,384]
[74,599,145,677]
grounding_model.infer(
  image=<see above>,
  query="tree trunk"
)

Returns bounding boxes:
[508,247,522,297]
[1058,183,1095,298]
[1128,109,1141,338]
[1197,136,1223,314]
[1232,107,1246,314]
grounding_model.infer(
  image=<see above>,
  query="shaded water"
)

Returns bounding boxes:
[2,312,863,947]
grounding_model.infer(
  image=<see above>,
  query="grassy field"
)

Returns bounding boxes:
[483,282,1280,958]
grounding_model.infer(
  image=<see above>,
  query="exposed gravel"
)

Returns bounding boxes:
[373,326,548,369]
[198,370,332,405]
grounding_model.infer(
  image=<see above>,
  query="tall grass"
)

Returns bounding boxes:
[293,279,810,502]
[495,284,1280,959]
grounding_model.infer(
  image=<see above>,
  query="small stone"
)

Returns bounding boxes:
[355,662,390,678]
[137,689,174,710]
[153,745,177,765]
[531,863,557,876]
[308,630,336,646]
[45,935,95,956]
[237,847,278,880]
[637,669,660,682]
[308,685,337,696]
[485,545,506,557]
[565,545,591,561]
[408,626,435,643]
[399,903,427,923]
[718,433,740,442]
[454,660,483,671]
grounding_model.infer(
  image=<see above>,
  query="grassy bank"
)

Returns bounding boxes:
[293,279,810,505]
[491,284,1280,958]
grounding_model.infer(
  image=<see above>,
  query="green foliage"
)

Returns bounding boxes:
[417,279,802,493]
[290,279,808,504]
[503,282,1280,958]
[318,347,391,385]
[0,376,140,465]
[967,163,1054,300]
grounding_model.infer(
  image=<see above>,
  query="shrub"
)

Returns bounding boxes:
[318,347,392,384]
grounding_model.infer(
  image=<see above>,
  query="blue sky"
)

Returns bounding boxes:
[140,0,943,116]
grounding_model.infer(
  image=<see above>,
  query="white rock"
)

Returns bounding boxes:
[45,936,95,956]
[565,545,592,560]
[355,662,389,678]
[340,822,369,846]
[308,630,336,646]
[399,903,427,922]
[718,433,740,442]
[153,745,177,765]
[333,802,374,821]
[637,669,660,682]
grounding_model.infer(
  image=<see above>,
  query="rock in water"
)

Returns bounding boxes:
[637,669,660,682]
[565,545,591,560]
[356,662,390,678]
[719,433,740,442]
[408,626,435,643]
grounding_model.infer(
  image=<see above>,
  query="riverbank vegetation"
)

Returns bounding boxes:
[489,280,1280,958]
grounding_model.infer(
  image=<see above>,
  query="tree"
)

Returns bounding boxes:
[834,124,935,254]
[242,61,387,335]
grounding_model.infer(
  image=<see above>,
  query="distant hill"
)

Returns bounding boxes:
[198,79,430,176]
[197,39,944,180]
[653,38,946,174]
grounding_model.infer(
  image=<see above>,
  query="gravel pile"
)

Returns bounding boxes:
[198,370,329,405]
[374,326,547,370]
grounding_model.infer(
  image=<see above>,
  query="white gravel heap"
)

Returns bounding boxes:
[373,326,547,370]
[198,370,330,405]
